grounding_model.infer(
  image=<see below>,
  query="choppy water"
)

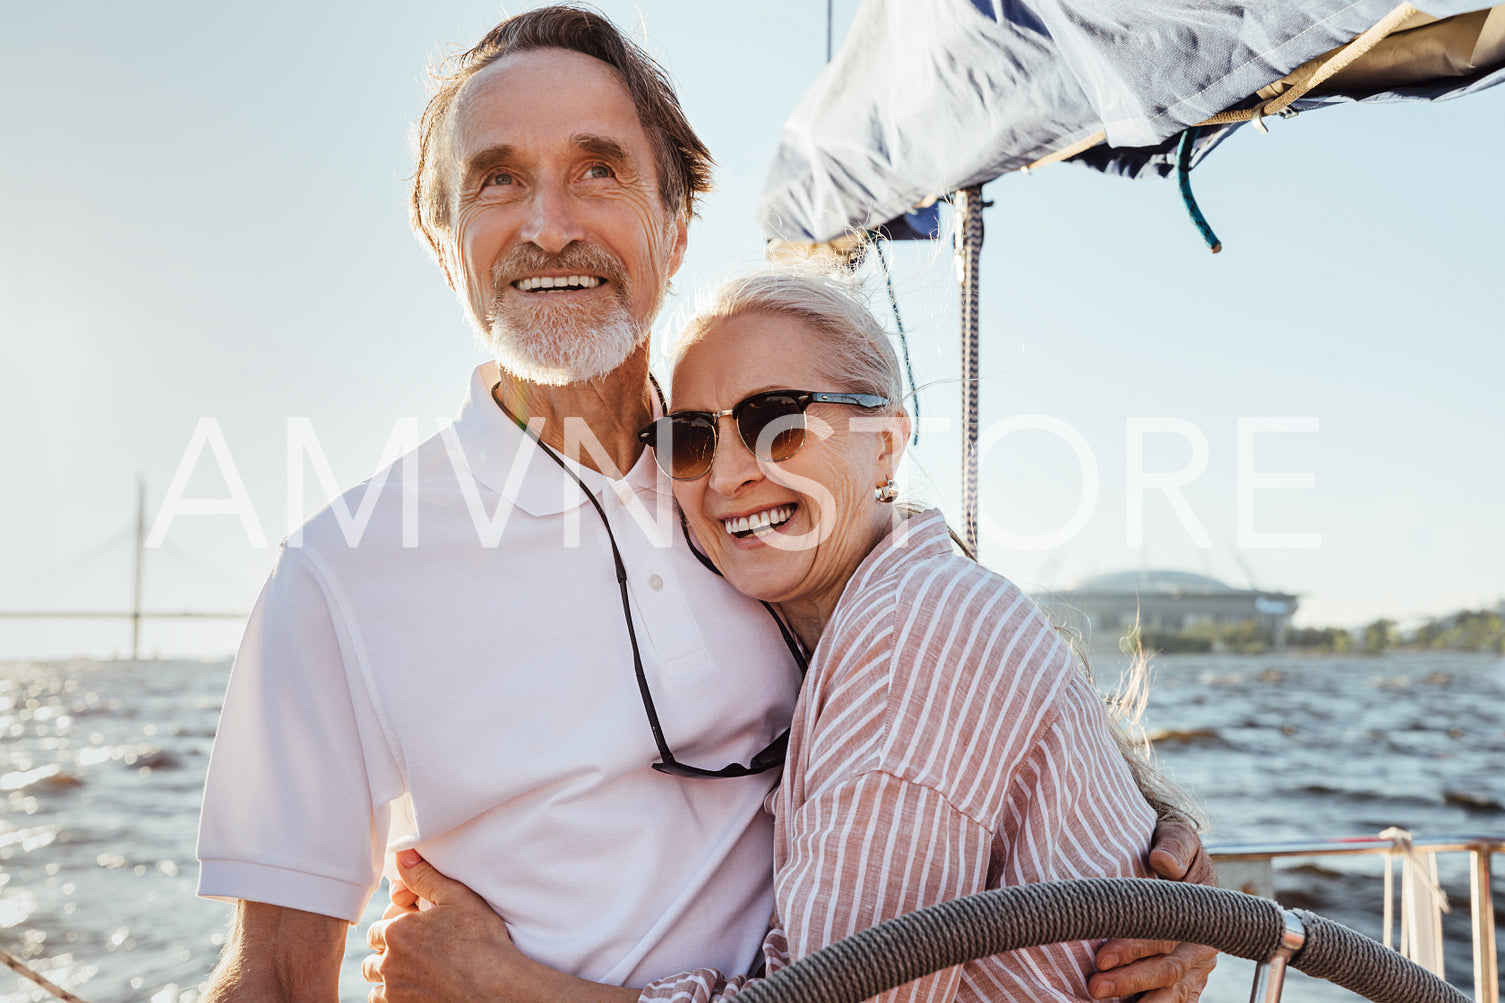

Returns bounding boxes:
[2,653,1502,1002]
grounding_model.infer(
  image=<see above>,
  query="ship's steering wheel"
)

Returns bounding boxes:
[731,878,1470,1003]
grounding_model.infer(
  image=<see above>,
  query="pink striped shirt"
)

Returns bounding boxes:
[640,509,1155,1002]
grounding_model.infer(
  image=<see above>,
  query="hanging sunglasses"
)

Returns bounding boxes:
[638,389,890,481]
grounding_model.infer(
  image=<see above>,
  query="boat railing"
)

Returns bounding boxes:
[1208,833,1502,1003]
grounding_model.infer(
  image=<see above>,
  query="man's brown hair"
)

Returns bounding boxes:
[410,4,713,267]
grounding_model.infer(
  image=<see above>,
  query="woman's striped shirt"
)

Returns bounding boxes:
[640,509,1156,1002]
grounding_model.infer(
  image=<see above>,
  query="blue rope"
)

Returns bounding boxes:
[1176,127,1222,254]
[873,237,921,446]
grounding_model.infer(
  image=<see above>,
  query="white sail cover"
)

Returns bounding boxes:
[759,0,1505,244]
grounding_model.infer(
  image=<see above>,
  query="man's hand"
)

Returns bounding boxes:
[1144,818,1216,887]
[363,851,639,1003]
[1089,820,1218,1002]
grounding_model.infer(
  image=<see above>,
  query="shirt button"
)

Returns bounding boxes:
[648,574,664,591]
[614,483,634,505]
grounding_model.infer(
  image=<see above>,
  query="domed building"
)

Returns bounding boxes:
[1038,570,1299,650]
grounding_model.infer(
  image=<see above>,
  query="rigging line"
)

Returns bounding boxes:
[872,237,920,446]
[955,185,985,559]
[1176,128,1222,253]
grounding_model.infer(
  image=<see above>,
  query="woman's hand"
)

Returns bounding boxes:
[362,850,640,1003]
[1088,820,1218,1002]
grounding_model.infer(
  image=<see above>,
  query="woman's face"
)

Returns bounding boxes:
[669,311,902,624]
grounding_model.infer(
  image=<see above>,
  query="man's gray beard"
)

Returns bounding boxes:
[486,291,647,386]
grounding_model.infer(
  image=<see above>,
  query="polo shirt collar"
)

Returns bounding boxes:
[448,363,665,517]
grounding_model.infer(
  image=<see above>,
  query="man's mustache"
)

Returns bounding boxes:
[490,244,630,301]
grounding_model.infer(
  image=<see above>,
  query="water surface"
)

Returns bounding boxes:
[2,653,1501,1001]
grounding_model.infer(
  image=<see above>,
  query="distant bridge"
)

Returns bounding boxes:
[0,479,245,658]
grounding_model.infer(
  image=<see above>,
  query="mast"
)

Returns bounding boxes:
[131,477,145,660]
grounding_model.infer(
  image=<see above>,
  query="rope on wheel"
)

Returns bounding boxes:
[731,877,1471,1003]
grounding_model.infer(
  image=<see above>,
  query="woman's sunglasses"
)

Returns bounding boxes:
[639,389,890,481]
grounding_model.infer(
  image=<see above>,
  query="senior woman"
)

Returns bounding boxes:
[364,269,1215,1002]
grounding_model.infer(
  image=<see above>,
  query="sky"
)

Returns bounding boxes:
[2,0,1502,658]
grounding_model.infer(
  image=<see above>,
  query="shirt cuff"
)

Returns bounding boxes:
[198,858,375,923]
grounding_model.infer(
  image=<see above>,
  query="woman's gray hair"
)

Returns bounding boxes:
[672,266,906,413]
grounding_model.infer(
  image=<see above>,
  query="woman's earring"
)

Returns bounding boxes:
[874,478,898,504]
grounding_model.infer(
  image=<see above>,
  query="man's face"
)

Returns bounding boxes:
[443,48,688,385]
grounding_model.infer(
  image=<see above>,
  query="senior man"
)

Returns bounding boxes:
[197,7,1213,1002]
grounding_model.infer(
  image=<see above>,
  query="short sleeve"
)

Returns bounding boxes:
[196,545,392,922]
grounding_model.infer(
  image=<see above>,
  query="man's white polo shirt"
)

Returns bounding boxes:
[197,363,802,987]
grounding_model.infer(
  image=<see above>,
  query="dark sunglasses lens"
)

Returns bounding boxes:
[666,415,716,479]
[738,395,805,462]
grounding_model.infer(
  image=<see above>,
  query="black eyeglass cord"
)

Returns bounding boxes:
[491,379,807,779]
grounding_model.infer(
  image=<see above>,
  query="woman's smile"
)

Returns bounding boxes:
[719,502,798,541]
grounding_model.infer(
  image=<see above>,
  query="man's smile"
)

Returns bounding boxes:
[512,274,605,292]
